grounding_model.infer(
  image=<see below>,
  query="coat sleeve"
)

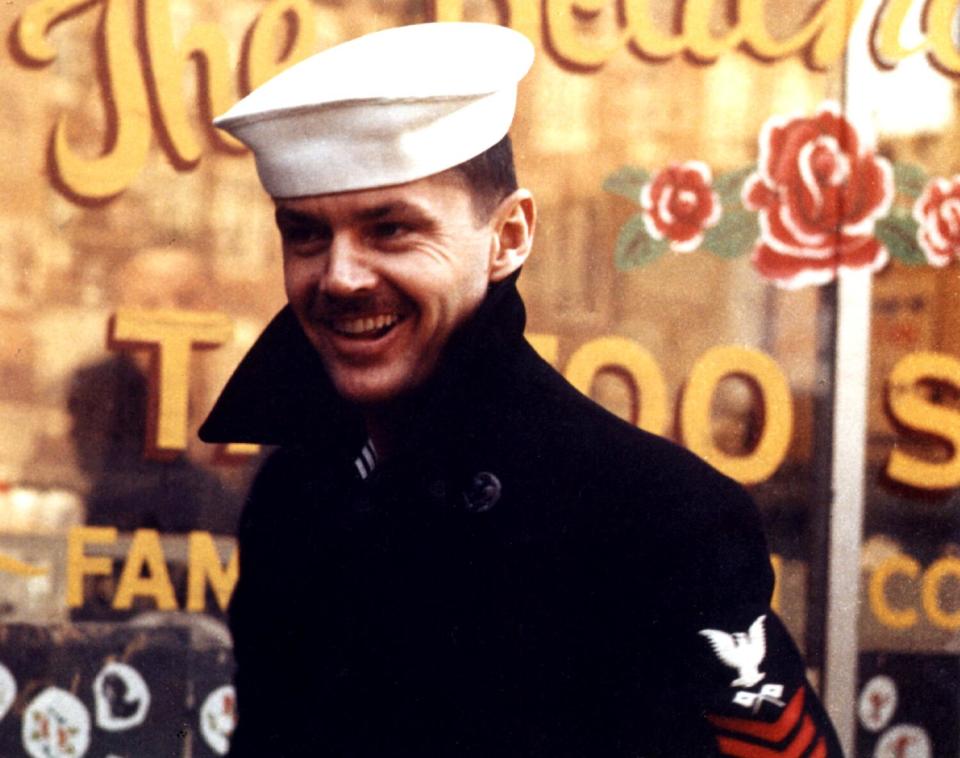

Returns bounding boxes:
[660,471,846,758]
[226,450,321,758]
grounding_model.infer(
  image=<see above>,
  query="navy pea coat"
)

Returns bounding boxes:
[200,276,843,757]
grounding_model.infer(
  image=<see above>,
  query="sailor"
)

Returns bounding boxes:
[201,21,844,757]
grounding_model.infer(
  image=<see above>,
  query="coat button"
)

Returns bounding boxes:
[461,472,501,513]
[428,479,447,501]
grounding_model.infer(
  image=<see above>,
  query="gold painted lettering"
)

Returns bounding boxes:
[869,554,920,630]
[621,0,684,60]
[15,0,101,64]
[110,309,233,453]
[17,0,317,201]
[66,525,117,608]
[224,442,262,457]
[113,529,178,610]
[564,336,669,435]
[923,0,960,75]
[143,0,243,163]
[922,556,960,630]
[432,0,542,41]
[544,0,629,69]
[187,532,239,612]
[886,352,960,490]
[871,0,926,68]
[770,553,782,613]
[681,0,743,63]
[527,333,560,367]
[738,0,860,68]
[244,0,317,91]
[679,346,792,485]
[51,0,152,201]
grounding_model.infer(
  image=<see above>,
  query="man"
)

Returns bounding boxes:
[200,22,843,757]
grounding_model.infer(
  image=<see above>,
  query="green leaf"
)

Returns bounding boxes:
[713,165,757,200]
[614,214,668,270]
[893,162,929,199]
[603,166,650,204]
[702,208,760,259]
[875,212,926,266]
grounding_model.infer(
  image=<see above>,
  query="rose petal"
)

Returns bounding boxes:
[640,162,719,250]
[913,176,960,266]
[917,227,951,267]
[761,204,832,258]
[752,243,838,289]
[704,190,722,228]
[743,174,777,211]
[670,231,704,253]
[642,208,665,241]
[836,235,885,270]
[842,154,893,234]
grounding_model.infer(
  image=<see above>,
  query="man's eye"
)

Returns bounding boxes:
[370,222,410,240]
[281,225,330,247]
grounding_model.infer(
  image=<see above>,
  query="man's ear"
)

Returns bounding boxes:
[488,189,536,282]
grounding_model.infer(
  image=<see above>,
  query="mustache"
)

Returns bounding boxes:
[308,293,408,321]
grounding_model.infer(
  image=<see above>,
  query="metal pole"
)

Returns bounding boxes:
[824,268,872,755]
[822,3,878,751]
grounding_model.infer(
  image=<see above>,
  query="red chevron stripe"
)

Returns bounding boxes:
[809,737,827,758]
[716,714,815,758]
[707,687,805,741]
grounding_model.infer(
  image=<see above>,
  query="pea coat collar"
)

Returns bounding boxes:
[199,272,529,463]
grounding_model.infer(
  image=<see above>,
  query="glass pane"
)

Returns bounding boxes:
[854,5,960,748]
[1,0,907,752]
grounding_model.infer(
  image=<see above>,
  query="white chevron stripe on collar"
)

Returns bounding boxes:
[353,439,378,481]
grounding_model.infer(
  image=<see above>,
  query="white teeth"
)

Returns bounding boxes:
[332,314,400,336]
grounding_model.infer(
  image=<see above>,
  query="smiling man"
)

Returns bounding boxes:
[273,168,533,451]
[200,22,843,758]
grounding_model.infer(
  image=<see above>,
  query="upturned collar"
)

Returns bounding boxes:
[198,272,529,457]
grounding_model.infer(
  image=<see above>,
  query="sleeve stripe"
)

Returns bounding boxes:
[707,687,805,741]
[809,737,827,758]
[716,714,816,758]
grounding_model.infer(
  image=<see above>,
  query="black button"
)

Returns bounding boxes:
[461,472,502,513]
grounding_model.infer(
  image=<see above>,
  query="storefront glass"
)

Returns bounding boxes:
[0,0,957,753]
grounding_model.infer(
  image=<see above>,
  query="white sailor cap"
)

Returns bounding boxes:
[214,22,534,199]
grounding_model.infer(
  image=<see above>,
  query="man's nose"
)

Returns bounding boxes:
[320,235,378,296]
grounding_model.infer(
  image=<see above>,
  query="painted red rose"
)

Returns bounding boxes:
[641,161,721,253]
[742,102,893,288]
[914,176,960,267]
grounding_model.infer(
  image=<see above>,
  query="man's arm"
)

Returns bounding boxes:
[670,475,845,757]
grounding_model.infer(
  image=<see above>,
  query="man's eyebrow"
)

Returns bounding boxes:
[353,201,433,223]
[274,201,436,228]
[274,207,326,227]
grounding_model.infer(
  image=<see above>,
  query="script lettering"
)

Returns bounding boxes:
[14,0,315,201]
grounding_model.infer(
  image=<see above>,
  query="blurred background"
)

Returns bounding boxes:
[1,0,959,753]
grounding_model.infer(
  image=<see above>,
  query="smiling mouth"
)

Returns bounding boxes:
[325,313,405,340]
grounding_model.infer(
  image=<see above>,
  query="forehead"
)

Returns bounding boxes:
[273,170,475,221]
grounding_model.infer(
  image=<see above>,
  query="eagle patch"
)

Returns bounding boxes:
[699,614,767,688]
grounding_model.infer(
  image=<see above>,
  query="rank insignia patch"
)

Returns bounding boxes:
[708,687,829,757]
[733,683,786,713]
[700,614,768,687]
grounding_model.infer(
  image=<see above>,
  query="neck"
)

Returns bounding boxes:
[361,401,413,462]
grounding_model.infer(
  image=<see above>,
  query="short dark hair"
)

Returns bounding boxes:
[446,134,518,221]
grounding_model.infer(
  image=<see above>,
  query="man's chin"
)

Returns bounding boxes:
[327,370,415,409]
